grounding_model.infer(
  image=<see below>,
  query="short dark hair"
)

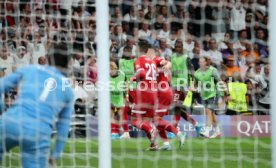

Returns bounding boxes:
[138,39,150,53]
[48,43,71,68]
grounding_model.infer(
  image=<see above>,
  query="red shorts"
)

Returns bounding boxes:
[131,89,157,118]
[128,90,136,104]
[155,87,173,117]
[173,89,186,105]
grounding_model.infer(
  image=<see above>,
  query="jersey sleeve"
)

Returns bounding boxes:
[133,59,146,80]
[212,68,221,83]
[51,92,74,160]
[0,67,25,94]
[154,57,164,67]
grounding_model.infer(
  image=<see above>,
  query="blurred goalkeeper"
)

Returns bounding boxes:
[0,43,74,168]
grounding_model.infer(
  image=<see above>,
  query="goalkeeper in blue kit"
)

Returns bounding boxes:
[0,43,74,168]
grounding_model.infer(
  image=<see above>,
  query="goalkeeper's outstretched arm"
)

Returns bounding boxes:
[0,69,23,94]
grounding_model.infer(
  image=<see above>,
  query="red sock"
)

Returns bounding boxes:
[122,107,129,132]
[156,119,179,135]
[181,112,196,126]
[173,115,181,128]
[159,129,168,142]
[111,123,120,134]
[115,123,120,134]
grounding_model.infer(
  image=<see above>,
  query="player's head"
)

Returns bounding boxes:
[199,56,208,70]
[138,39,150,54]
[110,61,118,77]
[174,39,183,53]
[122,46,132,59]
[47,42,72,69]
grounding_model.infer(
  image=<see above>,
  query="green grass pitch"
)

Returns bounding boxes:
[2,138,271,168]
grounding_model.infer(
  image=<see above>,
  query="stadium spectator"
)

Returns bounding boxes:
[138,21,151,39]
[13,46,32,69]
[224,56,240,77]
[118,36,137,58]
[71,76,89,103]
[72,51,83,78]
[38,56,46,65]
[0,45,13,75]
[86,56,97,84]
[208,39,223,68]
[246,63,267,91]
[230,0,246,39]
[111,6,123,23]
[123,5,138,22]
[30,31,47,64]
[157,22,170,39]
[158,38,172,59]
[111,24,127,49]
[154,14,165,31]
[183,33,195,54]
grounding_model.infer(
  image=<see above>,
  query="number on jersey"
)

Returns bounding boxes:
[145,63,157,80]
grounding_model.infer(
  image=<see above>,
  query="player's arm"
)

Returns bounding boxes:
[0,69,23,94]
[50,97,74,160]
[123,73,128,97]
[131,62,146,81]
[225,82,231,102]
[189,74,198,92]
[187,57,196,88]
[153,56,171,71]
[212,67,228,96]
[187,57,195,76]
[212,67,224,92]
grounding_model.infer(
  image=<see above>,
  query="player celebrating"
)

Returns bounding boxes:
[118,46,136,139]
[110,61,128,139]
[0,43,74,168]
[193,56,222,138]
[170,39,201,137]
[130,39,158,150]
[148,48,186,150]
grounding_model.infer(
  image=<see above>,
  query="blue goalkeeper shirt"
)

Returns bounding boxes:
[0,65,74,160]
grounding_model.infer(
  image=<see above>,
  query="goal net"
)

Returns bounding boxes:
[0,0,272,168]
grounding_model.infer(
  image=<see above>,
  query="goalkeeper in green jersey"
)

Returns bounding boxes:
[193,56,222,138]
[118,46,136,139]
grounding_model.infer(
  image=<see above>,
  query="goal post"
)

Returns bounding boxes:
[96,0,111,168]
[269,0,276,167]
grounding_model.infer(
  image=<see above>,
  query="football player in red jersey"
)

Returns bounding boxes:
[130,39,159,150]
[148,48,186,150]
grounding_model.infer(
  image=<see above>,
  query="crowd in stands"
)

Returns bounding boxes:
[0,0,270,115]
